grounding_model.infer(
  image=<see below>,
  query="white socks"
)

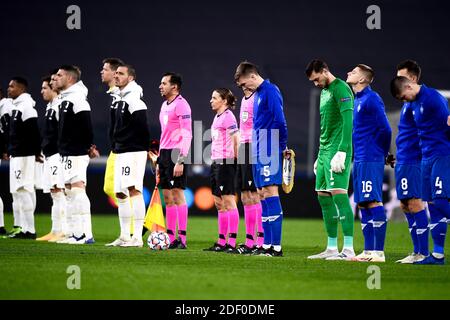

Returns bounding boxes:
[15,190,36,233]
[0,196,4,227]
[71,187,93,239]
[50,191,66,234]
[118,197,132,240]
[130,194,145,240]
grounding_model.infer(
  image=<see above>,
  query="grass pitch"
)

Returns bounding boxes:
[0,213,449,300]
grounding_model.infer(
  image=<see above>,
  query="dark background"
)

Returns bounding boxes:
[0,0,449,216]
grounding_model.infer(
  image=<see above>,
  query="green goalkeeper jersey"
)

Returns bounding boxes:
[319,78,354,153]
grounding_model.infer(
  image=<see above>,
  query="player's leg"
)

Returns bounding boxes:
[12,156,36,239]
[65,156,93,244]
[241,190,256,249]
[117,151,147,247]
[395,163,428,263]
[107,153,132,246]
[204,162,228,252]
[261,185,283,257]
[173,188,188,248]
[308,154,339,259]
[352,162,374,261]
[158,150,178,246]
[223,194,239,251]
[360,162,386,262]
[328,155,354,259]
[417,156,450,264]
[0,195,5,237]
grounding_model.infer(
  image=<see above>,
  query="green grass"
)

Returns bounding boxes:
[0,213,449,300]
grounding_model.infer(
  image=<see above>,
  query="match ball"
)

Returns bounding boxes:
[147,231,170,250]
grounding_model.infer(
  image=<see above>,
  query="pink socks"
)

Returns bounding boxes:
[227,208,239,248]
[254,202,264,247]
[218,211,229,246]
[177,204,188,245]
[166,205,178,243]
[244,205,256,248]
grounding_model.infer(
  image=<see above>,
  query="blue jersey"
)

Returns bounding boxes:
[396,102,422,165]
[410,84,450,161]
[353,86,391,162]
[252,79,288,158]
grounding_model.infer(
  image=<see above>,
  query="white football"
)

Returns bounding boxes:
[147,231,170,250]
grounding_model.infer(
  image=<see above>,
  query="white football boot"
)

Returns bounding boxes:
[352,250,373,262]
[367,251,386,262]
[396,253,425,264]
[120,237,144,248]
[307,248,339,260]
[326,248,355,261]
[105,237,130,247]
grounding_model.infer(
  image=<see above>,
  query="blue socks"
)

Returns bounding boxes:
[413,210,429,256]
[404,213,419,254]
[265,196,283,246]
[260,199,272,247]
[370,206,387,251]
[360,208,374,251]
[429,202,448,255]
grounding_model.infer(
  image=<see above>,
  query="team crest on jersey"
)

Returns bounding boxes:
[242,111,249,122]
[357,104,361,112]
[257,97,262,105]
[420,104,424,114]
[340,97,351,102]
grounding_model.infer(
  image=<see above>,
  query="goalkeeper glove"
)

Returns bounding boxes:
[330,151,346,173]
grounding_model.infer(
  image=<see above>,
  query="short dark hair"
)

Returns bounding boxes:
[103,58,125,71]
[119,64,136,79]
[357,64,375,83]
[214,88,237,110]
[11,76,28,89]
[397,60,421,81]
[41,75,52,87]
[163,72,183,90]
[234,61,260,82]
[390,76,411,98]
[305,59,329,77]
[59,65,81,82]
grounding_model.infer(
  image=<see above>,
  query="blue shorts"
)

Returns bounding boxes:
[252,153,282,189]
[352,161,384,204]
[395,163,422,200]
[421,155,450,201]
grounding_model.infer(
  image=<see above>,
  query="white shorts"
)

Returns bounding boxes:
[9,156,35,193]
[34,161,44,190]
[114,151,147,195]
[43,153,65,193]
[61,155,90,185]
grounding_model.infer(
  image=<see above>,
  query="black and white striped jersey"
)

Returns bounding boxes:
[107,86,121,151]
[0,98,13,155]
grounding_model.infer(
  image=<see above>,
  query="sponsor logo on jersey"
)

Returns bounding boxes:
[242,111,249,122]
[340,97,352,102]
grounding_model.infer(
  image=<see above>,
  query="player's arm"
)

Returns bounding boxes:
[372,95,392,158]
[268,90,288,152]
[331,85,353,173]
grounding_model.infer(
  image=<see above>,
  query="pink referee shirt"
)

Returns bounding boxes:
[211,109,238,160]
[239,93,255,144]
[159,95,192,156]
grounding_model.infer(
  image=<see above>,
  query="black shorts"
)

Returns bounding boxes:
[210,160,237,197]
[157,149,187,190]
[236,143,257,192]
